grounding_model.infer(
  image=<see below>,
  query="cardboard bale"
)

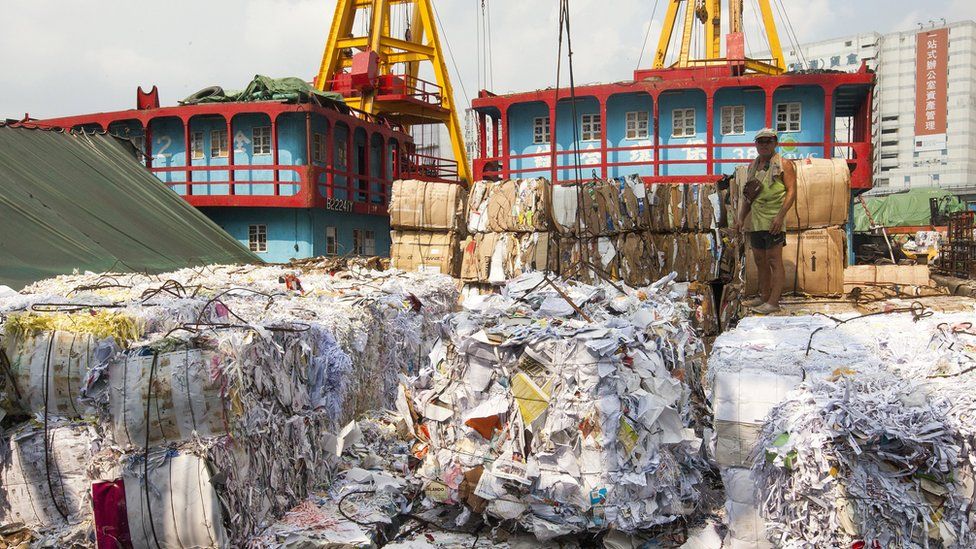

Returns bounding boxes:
[647,184,672,231]
[551,184,579,235]
[459,236,479,282]
[552,180,624,236]
[390,231,460,276]
[843,264,931,287]
[686,183,722,231]
[619,174,652,229]
[668,184,687,232]
[468,178,551,233]
[557,236,618,283]
[788,158,850,230]
[389,179,467,232]
[510,178,551,232]
[651,233,674,280]
[691,232,723,282]
[509,232,558,278]
[466,180,492,233]
[617,232,653,287]
[486,180,518,232]
[745,227,846,296]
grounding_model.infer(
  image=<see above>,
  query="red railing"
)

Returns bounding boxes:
[377,74,443,107]
[328,73,444,108]
[475,139,872,187]
[399,151,459,182]
[152,164,392,214]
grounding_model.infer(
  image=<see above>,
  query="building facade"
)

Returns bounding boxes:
[471,66,875,190]
[764,20,976,196]
[39,95,415,263]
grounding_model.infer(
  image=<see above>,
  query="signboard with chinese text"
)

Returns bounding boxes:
[915,28,948,151]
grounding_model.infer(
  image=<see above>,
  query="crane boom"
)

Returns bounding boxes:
[653,0,785,75]
[315,0,471,184]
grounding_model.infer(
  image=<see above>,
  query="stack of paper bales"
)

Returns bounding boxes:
[0,264,458,546]
[389,179,468,275]
[460,178,557,284]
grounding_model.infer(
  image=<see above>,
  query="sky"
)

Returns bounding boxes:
[2,0,975,121]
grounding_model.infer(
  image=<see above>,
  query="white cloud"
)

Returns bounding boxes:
[1,0,971,124]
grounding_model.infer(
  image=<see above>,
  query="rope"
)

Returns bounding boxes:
[772,0,807,67]
[144,350,163,549]
[485,0,494,89]
[42,331,70,523]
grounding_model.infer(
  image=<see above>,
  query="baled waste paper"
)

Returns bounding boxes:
[404,271,711,539]
[390,177,730,295]
[709,308,976,548]
[0,264,458,546]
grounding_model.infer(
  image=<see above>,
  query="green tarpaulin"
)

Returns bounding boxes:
[180,74,349,113]
[0,125,261,290]
[853,188,965,232]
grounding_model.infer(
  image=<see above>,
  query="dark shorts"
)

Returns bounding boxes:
[749,230,786,250]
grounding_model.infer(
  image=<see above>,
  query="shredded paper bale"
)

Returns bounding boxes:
[0,263,458,545]
[709,308,976,548]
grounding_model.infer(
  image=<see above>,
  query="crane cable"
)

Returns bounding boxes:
[772,0,807,67]
[555,0,583,184]
[475,0,481,90]
[485,0,495,90]
[635,0,662,70]
[430,1,470,108]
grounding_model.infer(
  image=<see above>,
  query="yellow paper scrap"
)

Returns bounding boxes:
[511,372,549,424]
[619,417,638,454]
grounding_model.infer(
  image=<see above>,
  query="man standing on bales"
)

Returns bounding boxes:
[735,128,797,314]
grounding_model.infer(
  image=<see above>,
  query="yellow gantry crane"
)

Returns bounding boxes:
[653,0,785,75]
[314,0,471,183]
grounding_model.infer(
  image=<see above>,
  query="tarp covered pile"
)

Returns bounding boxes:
[709,308,976,548]
[0,264,457,546]
[404,271,711,540]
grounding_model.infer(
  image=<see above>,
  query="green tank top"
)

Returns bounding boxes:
[748,155,787,232]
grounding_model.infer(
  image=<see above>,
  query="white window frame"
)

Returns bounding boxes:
[336,138,348,167]
[581,113,601,142]
[533,116,550,144]
[720,105,746,136]
[775,102,802,133]
[671,108,696,138]
[248,224,267,253]
[312,132,327,163]
[190,131,205,160]
[253,126,272,155]
[325,226,338,255]
[353,229,376,256]
[625,111,649,140]
[210,129,228,158]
